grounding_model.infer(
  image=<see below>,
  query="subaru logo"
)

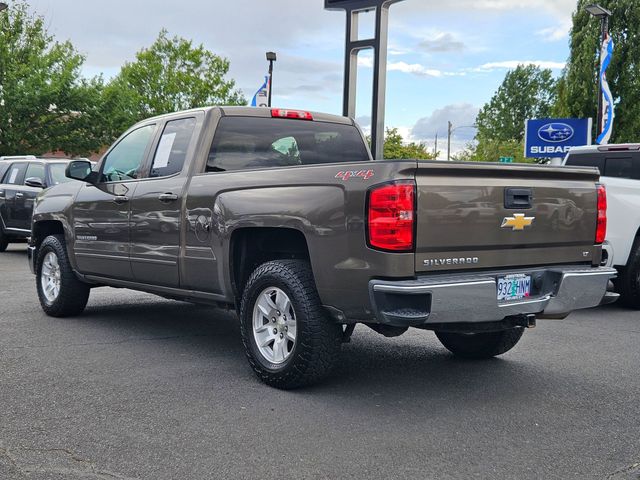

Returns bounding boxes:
[537,123,574,143]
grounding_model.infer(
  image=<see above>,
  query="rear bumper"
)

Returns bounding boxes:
[369,266,617,327]
[27,245,36,274]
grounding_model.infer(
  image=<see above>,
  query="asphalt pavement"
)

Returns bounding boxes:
[1,243,639,480]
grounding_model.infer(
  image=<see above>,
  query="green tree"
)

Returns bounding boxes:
[382,128,436,160]
[0,1,105,156]
[457,139,529,163]
[476,65,557,143]
[108,29,245,133]
[470,65,556,163]
[554,0,640,143]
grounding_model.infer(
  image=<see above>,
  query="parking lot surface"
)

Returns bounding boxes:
[1,243,639,479]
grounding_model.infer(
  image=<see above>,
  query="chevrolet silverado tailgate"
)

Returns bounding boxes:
[414,162,601,273]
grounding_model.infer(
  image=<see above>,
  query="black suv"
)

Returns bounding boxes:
[0,158,73,251]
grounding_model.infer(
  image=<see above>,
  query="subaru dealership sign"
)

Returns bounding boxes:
[524,118,592,158]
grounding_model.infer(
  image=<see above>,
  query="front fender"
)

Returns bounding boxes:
[31,182,82,267]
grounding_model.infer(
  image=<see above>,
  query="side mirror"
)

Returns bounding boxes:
[25,177,45,188]
[66,160,95,183]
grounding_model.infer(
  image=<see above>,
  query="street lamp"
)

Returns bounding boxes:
[585,4,611,17]
[447,122,477,161]
[586,4,612,140]
[0,2,8,12]
[266,51,276,107]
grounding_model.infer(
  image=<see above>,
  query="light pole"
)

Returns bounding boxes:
[586,4,612,140]
[266,52,276,107]
[447,123,477,161]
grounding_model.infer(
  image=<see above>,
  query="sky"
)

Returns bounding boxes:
[28,0,578,155]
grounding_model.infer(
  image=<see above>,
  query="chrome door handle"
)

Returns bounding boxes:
[158,193,178,202]
[113,195,129,204]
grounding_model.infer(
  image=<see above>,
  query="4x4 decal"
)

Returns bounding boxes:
[335,169,375,181]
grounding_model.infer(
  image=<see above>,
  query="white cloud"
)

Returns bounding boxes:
[389,62,444,77]
[536,19,573,42]
[475,60,566,72]
[358,57,461,78]
[418,32,466,53]
[411,103,480,142]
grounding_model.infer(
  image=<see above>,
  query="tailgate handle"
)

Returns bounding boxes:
[505,188,532,209]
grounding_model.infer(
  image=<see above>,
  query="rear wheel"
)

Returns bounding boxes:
[36,235,90,317]
[618,239,640,309]
[240,260,342,389]
[435,327,525,359]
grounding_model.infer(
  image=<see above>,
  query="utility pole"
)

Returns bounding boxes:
[447,121,452,161]
[266,52,277,107]
[434,132,438,158]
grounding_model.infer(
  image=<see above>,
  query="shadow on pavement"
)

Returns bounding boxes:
[67,295,583,408]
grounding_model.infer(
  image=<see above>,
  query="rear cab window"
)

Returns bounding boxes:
[566,152,640,180]
[206,117,370,173]
[565,154,605,173]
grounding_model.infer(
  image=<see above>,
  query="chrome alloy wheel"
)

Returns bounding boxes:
[252,287,297,364]
[41,251,61,303]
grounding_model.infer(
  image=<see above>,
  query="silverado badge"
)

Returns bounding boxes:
[501,213,535,231]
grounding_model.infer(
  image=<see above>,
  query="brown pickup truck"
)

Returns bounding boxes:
[29,106,617,388]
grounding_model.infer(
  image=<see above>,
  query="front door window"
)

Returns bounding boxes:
[101,125,156,182]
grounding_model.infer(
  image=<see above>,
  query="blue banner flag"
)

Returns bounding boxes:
[250,76,270,108]
[597,33,615,145]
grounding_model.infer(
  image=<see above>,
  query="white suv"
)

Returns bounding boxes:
[564,144,640,308]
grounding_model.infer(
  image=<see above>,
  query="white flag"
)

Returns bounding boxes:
[597,33,615,145]
[250,76,270,108]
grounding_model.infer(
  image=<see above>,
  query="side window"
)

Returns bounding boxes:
[150,117,196,178]
[2,163,27,185]
[48,163,73,186]
[101,125,156,182]
[604,157,633,179]
[24,163,46,184]
[0,163,9,182]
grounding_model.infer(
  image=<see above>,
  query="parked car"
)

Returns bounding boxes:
[564,144,640,308]
[0,158,74,251]
[28,107,616,388]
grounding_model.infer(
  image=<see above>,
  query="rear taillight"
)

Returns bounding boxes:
[596,183,607,244]
[367,182,415,252]
[271,109,313,121]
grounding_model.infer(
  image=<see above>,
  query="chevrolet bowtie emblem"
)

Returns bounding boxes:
[501,213,535,231]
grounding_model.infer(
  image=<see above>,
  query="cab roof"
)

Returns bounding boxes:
[142,106,354,126]
[568,144,640,154]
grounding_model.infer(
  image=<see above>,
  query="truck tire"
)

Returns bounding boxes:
[36,234,90,317]
[0,227,9,252]
[239,260,342,389]
[618,238,640,309]
[435,327,525,359]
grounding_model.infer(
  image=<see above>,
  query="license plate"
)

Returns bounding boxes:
[497,274,532,301]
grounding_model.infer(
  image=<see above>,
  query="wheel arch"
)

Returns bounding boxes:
[32,220,65,248]
[229,227,311,305]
